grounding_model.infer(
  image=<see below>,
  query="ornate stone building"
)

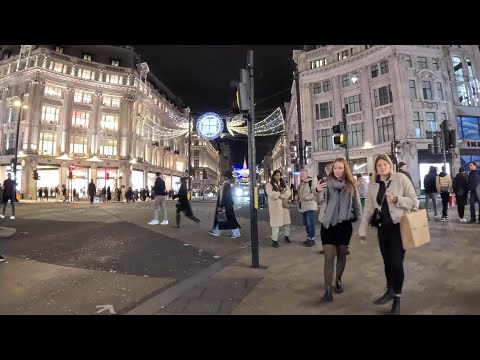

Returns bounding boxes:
[286,45,480,192]
[0,45,190,199]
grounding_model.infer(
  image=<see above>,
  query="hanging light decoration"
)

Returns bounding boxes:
[136,114,189,140]
[227,107,285,136]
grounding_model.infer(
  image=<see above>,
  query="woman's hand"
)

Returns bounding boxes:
[316,181,327,192]
[385,191,395,203]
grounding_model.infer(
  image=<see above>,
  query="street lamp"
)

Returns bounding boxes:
[9,94,28,201]
[351,75,358,84]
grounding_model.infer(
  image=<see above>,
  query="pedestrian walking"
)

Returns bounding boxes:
[107,186,112,202]
[38,188,43,201]
[356,173,368,209]
[423,166,439,219]
[209,170,241,238]
[297,168,317,247]
[172,177,200,228]
[149,172,168,225]
[397,162,414,185]
[467,161,480,223]
[436,166,452,222]
[359,154,419,315]
[1,173,16,219]
[316,158,362,303]
[265,170,291,248]
[88,179,96,205]
[453,167,469,222]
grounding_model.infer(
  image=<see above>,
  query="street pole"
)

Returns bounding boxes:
[294,67,303,170]
[342,106,350,164]
[247,50,259,269]
[187,109,192,199]
[392,115,398,171]
[203,168,205,201]
[13,93,24,202]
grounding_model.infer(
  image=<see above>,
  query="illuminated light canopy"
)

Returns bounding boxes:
[227,107,285,137]
[196,112,224,140]
[136,114,188,140]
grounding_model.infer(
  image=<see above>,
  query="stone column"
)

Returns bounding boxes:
[0,86,8,126]
[89,91,102,156]
[27,76,46,153]
[59,87,74,155]
[332,76,343,125]
[389,55,407,139]
[359,66,374,144]
[120,94,135,159]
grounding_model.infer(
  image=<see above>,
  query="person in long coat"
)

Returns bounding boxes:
[172,177,200,228]
[209,170,241,238]
[266,170,291,247]
[453,166,469,222]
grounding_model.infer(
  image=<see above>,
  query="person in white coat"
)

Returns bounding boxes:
[266,170,292,248]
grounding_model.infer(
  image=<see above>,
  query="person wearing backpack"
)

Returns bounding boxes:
[436,166,452,222]
[453,167,469,223]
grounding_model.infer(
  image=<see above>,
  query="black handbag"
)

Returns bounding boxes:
[370,180,391,228]
[216,207,227,224]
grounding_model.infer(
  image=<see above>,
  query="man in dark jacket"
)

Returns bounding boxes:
[467,161,480,223]
[87,179,96,205]
[453,167,469,222]
[397,162,414,185]
[172,177,200,228]
[1,173,16,219]
[149,172,168,225]
[423,166,438,219]
[209,170,241,238]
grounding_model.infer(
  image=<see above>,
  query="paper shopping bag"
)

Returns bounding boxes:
[400,209,430,250]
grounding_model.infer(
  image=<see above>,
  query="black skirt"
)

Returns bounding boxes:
[320,221,353,246]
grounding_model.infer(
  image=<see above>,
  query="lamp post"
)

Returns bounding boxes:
[10,94,27,201]
[187,108,192,199]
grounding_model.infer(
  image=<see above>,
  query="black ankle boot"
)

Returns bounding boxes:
[374,287,395,305]
[175,214,180,228]
[321,286,333,303]
[335,279,344,294]
[272,240,279,248]
[390,296,400,315]
[284,236,291,243]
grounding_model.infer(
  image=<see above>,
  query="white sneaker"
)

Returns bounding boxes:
[10,216,15,220]
[0,214,4,219]
[148,220,160,225]
[160,220,169,225]
[460,218,468,223]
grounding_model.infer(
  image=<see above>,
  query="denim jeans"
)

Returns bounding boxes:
[301,210,316,240]
[212,225,241,237]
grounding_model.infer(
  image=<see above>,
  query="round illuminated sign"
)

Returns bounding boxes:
[196,112,224,140]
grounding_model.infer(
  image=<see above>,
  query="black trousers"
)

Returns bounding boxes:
[440,192,449,217]
[89,195,94,205]
[458,204,465,219]
[378,223,405,295]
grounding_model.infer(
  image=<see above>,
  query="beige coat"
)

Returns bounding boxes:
[436,174,452,193]
[266,182,291,227]
[297,177,318,213]
[359,172,419,238]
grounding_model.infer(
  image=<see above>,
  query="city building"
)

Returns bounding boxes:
[0,45,190,199]
[190,133,220,194]
[287,45,480,192]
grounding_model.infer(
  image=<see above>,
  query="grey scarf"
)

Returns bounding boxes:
[323,179,353,229]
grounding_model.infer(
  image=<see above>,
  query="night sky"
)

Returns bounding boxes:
[133,45,302,166]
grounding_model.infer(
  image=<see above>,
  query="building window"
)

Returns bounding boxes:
[418,57,427,70]
[380,61,389,75]
[374,85,393,107]
[101,114,118,131]
[49,62,67,73]
[371,64,379,78]
[426,112,437,132]
[422,81,433,100]
[3,51,10,60]
[111,59,120,67]
[349,122,364,147]
[344,94,362,113]
[377,115,394,143]
[72,110,89,128]
[317,129,332,151]
[413,111,422,137]
[457,116,480,139]
[341,75,350,87]
[409,80,417,99]
[193,150,200,157]
[100,139,117,156]
[78,68,95,80]
[432,58,439,70]
[41,105,60,124]
[44,85,62,98]
[194,159,199,168]
[8,133,15,151]
[452,56,465,81]
[366,45,374,49]
[83,53,92,61]
[74,91,92,104]
[322,80,331,92]
[105,74,122,84]
[313,83,322,94]
[338,50,350,60]
[55,46,64,53]
[457,84,469,105]
[405,55,412,68]
[70,135,87,156]
[316,101,333,119]
[437,82,444,100]
[39,132,57,155]
[102,96,120,108]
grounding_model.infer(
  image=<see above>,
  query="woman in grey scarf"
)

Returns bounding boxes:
[317,158,362,302]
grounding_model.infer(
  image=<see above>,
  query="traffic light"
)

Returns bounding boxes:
[203,169,208,180]
[304,141,312,159]
[106,172,110,180]
[289,141,298,163]
[68,165,75,179]
[448,129,456,148]
[236,69,250,113]
[394,140,401,156]
[32,169,39,180]
[10,158,14,170]
[333,123,346,147]
[429,134,442,154]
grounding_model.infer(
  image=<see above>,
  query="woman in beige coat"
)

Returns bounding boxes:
[359,154,418,315]
[266,170,292,248]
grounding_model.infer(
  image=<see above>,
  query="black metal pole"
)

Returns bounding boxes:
[294,68,303,169]
[342,106,350,164]
[188,110,192,198]
[392,115,398,170]
[13,94,24,202]
[247,50,259,268]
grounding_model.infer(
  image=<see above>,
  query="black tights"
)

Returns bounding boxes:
[323,244,348,291]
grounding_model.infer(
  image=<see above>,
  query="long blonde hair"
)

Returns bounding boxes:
[327,158,357,191]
